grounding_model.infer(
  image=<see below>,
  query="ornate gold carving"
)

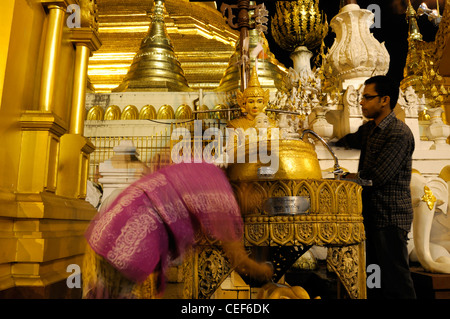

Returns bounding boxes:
[233,178,362,218]
[269,181,291,198]
[318,183,333,214]
[157,104,175,119]
[271,0,328,52]
[175,104,193,120]
[121,105,139,120]
[295,222,317,245]
[271,219,295,246]
[318,222,337,243]
[327,244,366,299]
[421,185,437,210]
[244,217,270,246]
[337,184,349,214]
[244,214,364,247]
[430,0,450,70]
[104,105,121,120]
[139,105,157,120]
[186,178,365,299]
[240,177,366,297]
[196,246,232,299]
[87,105,104,120]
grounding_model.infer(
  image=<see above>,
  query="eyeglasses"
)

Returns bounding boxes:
[361,94,381,101]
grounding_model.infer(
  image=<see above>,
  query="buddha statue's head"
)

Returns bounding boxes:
[237,67,270,120]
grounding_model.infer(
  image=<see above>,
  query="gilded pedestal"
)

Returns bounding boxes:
[185,178,366,299]
[240,179,366,299]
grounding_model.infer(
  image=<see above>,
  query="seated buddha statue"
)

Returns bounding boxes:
[227,66,276,130]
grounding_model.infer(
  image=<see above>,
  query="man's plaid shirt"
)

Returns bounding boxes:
[336,111,415,232]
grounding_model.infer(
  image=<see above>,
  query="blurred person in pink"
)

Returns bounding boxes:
[82,162,273,298]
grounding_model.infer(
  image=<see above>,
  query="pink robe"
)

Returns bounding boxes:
[84,162,243,293]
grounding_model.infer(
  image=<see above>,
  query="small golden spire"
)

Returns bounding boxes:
[406,0,423,41]
[113,0,190,92]
[402,0,424,86]
[247,66,262,90]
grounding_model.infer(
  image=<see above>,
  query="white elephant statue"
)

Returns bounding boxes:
[408,172,450,273]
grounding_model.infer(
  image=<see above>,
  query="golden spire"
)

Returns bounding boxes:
[113,0,190,92]
[248,66,262,88]
[402,0,424,85]
[406,0,423,42]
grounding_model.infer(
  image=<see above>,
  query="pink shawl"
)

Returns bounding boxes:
[85,162,243,287]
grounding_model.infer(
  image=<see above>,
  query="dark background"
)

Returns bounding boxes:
[211,0,442,85]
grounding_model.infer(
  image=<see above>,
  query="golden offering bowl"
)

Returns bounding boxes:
[226,139,322,181]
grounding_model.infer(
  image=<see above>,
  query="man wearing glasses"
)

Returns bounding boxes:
[336,75,416,299]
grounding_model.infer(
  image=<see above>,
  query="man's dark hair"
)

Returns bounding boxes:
[364,75,399,110]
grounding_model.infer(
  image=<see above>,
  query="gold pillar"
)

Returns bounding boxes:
[16,2,70,194]
[39,4,65,112]
[57,26,101,199]
[70,44,90,135]
[57,43,93,199]
[3,1,98,297]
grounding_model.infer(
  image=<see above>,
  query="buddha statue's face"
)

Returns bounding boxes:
[244,96,265,120]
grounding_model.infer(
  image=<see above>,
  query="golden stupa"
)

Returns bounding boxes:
[113,0,191,92]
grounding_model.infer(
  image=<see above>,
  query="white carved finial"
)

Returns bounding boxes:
[326,4,390,90]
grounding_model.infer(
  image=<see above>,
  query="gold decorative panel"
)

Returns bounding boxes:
[232,179,362,218]
[235,178,366,299]
[139,104,157,119]
[175,104,192,119]
[121,105,139,120]
[104,105,121,120]
[157,104,174,119]
[86,105,104,120]
[183,177,366,299]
